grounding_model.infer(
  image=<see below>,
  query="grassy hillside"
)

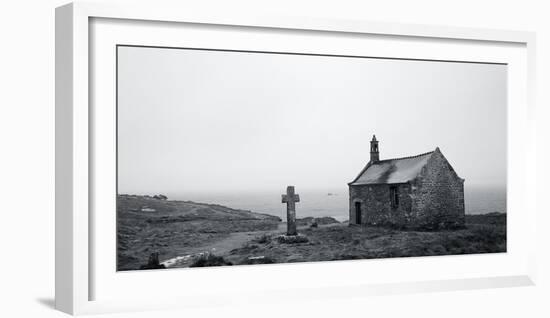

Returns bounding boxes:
[225,213,506,265]
[117,195,281,270]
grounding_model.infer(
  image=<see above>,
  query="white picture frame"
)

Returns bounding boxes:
[55,2,537,315]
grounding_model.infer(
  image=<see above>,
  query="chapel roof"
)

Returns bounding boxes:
[349,150,435,185]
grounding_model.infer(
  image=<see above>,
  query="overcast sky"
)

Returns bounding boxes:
[117,46,507,196]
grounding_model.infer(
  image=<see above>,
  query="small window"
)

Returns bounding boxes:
[390,186,399,209]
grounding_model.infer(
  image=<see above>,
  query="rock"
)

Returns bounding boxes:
[139,252,166,270]
[153,194,168,200]
[296,216,340,226]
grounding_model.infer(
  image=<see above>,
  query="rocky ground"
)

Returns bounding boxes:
[117,195,506,270]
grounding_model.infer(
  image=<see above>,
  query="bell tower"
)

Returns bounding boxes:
[370,135,379,163]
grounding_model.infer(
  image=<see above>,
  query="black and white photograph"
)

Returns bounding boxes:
[116,45,507,271]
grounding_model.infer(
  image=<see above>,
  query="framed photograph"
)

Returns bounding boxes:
[56,2,537,315]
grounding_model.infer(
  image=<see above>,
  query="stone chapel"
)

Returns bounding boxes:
[348,135,465,229]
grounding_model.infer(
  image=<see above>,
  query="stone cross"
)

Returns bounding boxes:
[282,186,300,236]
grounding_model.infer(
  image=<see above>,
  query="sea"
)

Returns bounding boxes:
[170,185,506,222]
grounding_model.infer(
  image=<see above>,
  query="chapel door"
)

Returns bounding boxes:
[355,202,362,224]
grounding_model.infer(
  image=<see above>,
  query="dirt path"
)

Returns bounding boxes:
[161,223,287,268]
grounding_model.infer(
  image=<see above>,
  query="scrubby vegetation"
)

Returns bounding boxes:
[276,234,309,244]
[254,234,272,244]
[226,213,506,265]
[238,256,275,265]
[190,254,232,267]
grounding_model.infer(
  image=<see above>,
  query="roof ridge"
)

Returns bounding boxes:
[377,150,435,163]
